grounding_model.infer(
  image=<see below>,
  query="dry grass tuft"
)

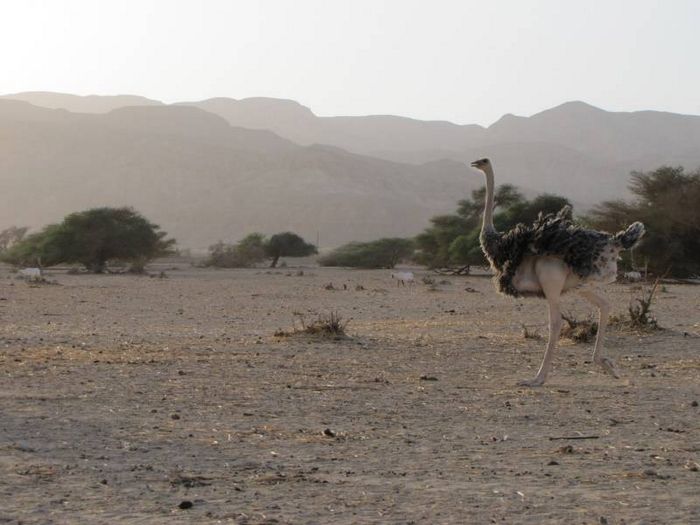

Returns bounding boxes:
[520,323,542,340]
[561,313,598,343]
[611,279,662,331]
[275,311,350,339]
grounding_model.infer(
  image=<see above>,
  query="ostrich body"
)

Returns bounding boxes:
[471,158,645,386]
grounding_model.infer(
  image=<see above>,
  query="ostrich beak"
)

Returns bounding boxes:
[470,160,480,168]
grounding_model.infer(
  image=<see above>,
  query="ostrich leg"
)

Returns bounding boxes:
[579,289,619,378]
[518,260,567,387]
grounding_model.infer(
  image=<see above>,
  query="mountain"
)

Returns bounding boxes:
[4,91,700,248]
[181,97,486,158]
[180,98,700,203]
[0,92,163,113]
[0,100,478,250]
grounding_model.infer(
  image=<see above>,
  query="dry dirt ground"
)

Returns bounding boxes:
[0,264,698,524]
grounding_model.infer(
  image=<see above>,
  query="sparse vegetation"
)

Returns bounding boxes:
[318,238,414,269]
[1,208,175,273]
[627,280,662,330]
[205,233,267,268]
[521,323,542,340]
[610,280,662,331]
[275,311,350,339]
[560,313,598,343]
[206,232,316,268]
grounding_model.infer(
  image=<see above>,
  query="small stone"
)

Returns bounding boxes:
[171,414,180,420]
[178,370,186,376]
[691,401,698,407]
[547,460,559,466]
[178,500,193,510]
[600,517,608,525]
[419,375,438,381]
[322,428,336,438]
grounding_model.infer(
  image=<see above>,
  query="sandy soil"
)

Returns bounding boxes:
[0,264,698,524]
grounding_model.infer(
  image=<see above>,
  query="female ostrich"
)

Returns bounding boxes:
[470,158,645,386]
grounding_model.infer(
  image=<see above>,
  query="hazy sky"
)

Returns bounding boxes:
[2,0,698,125]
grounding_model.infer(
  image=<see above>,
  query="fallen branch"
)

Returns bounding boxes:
[548,435,600,441]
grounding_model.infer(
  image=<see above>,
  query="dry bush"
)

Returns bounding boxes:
[561,312,598,343]
[626,279,661,330]
[275,311,350,339]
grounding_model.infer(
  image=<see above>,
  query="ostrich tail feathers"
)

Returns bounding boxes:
[614,222,645,250]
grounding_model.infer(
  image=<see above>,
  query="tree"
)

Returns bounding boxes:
[318,238,414,268]
[587,166,700,277]
[2,207,175,272]
[264,232,317,267]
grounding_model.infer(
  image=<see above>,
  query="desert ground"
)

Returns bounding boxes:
[0,262,698,524]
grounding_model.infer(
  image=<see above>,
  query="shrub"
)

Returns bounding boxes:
[560,313,598,343]
[206,232,317,268]
[318,238,414,268]
[275,311,350,339]
[205,233,266,268]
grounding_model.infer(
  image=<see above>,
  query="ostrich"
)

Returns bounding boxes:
[470,158,645,386]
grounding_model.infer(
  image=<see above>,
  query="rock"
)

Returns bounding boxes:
[692,400,698,407]
[547,460,559,466]
[178,500,193,510]
[419,375,438,381]
[171,414,180,420]
[322,428,336,438]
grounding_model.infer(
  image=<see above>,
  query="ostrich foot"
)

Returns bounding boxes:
[595,357,620,379]
[517,376,546,387]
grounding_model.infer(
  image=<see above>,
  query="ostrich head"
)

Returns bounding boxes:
[470,158,491,171]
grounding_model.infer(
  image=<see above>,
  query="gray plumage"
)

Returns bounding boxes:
[480,205,645,297]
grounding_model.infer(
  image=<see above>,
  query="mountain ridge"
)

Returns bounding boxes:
[3,91,700,249]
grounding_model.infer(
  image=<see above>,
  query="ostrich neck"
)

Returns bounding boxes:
[481,165,496,234]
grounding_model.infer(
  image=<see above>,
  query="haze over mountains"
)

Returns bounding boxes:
[0,96,477,249]
[2,91,700,250]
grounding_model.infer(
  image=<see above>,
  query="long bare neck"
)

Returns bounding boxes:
[481,164,496,234]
